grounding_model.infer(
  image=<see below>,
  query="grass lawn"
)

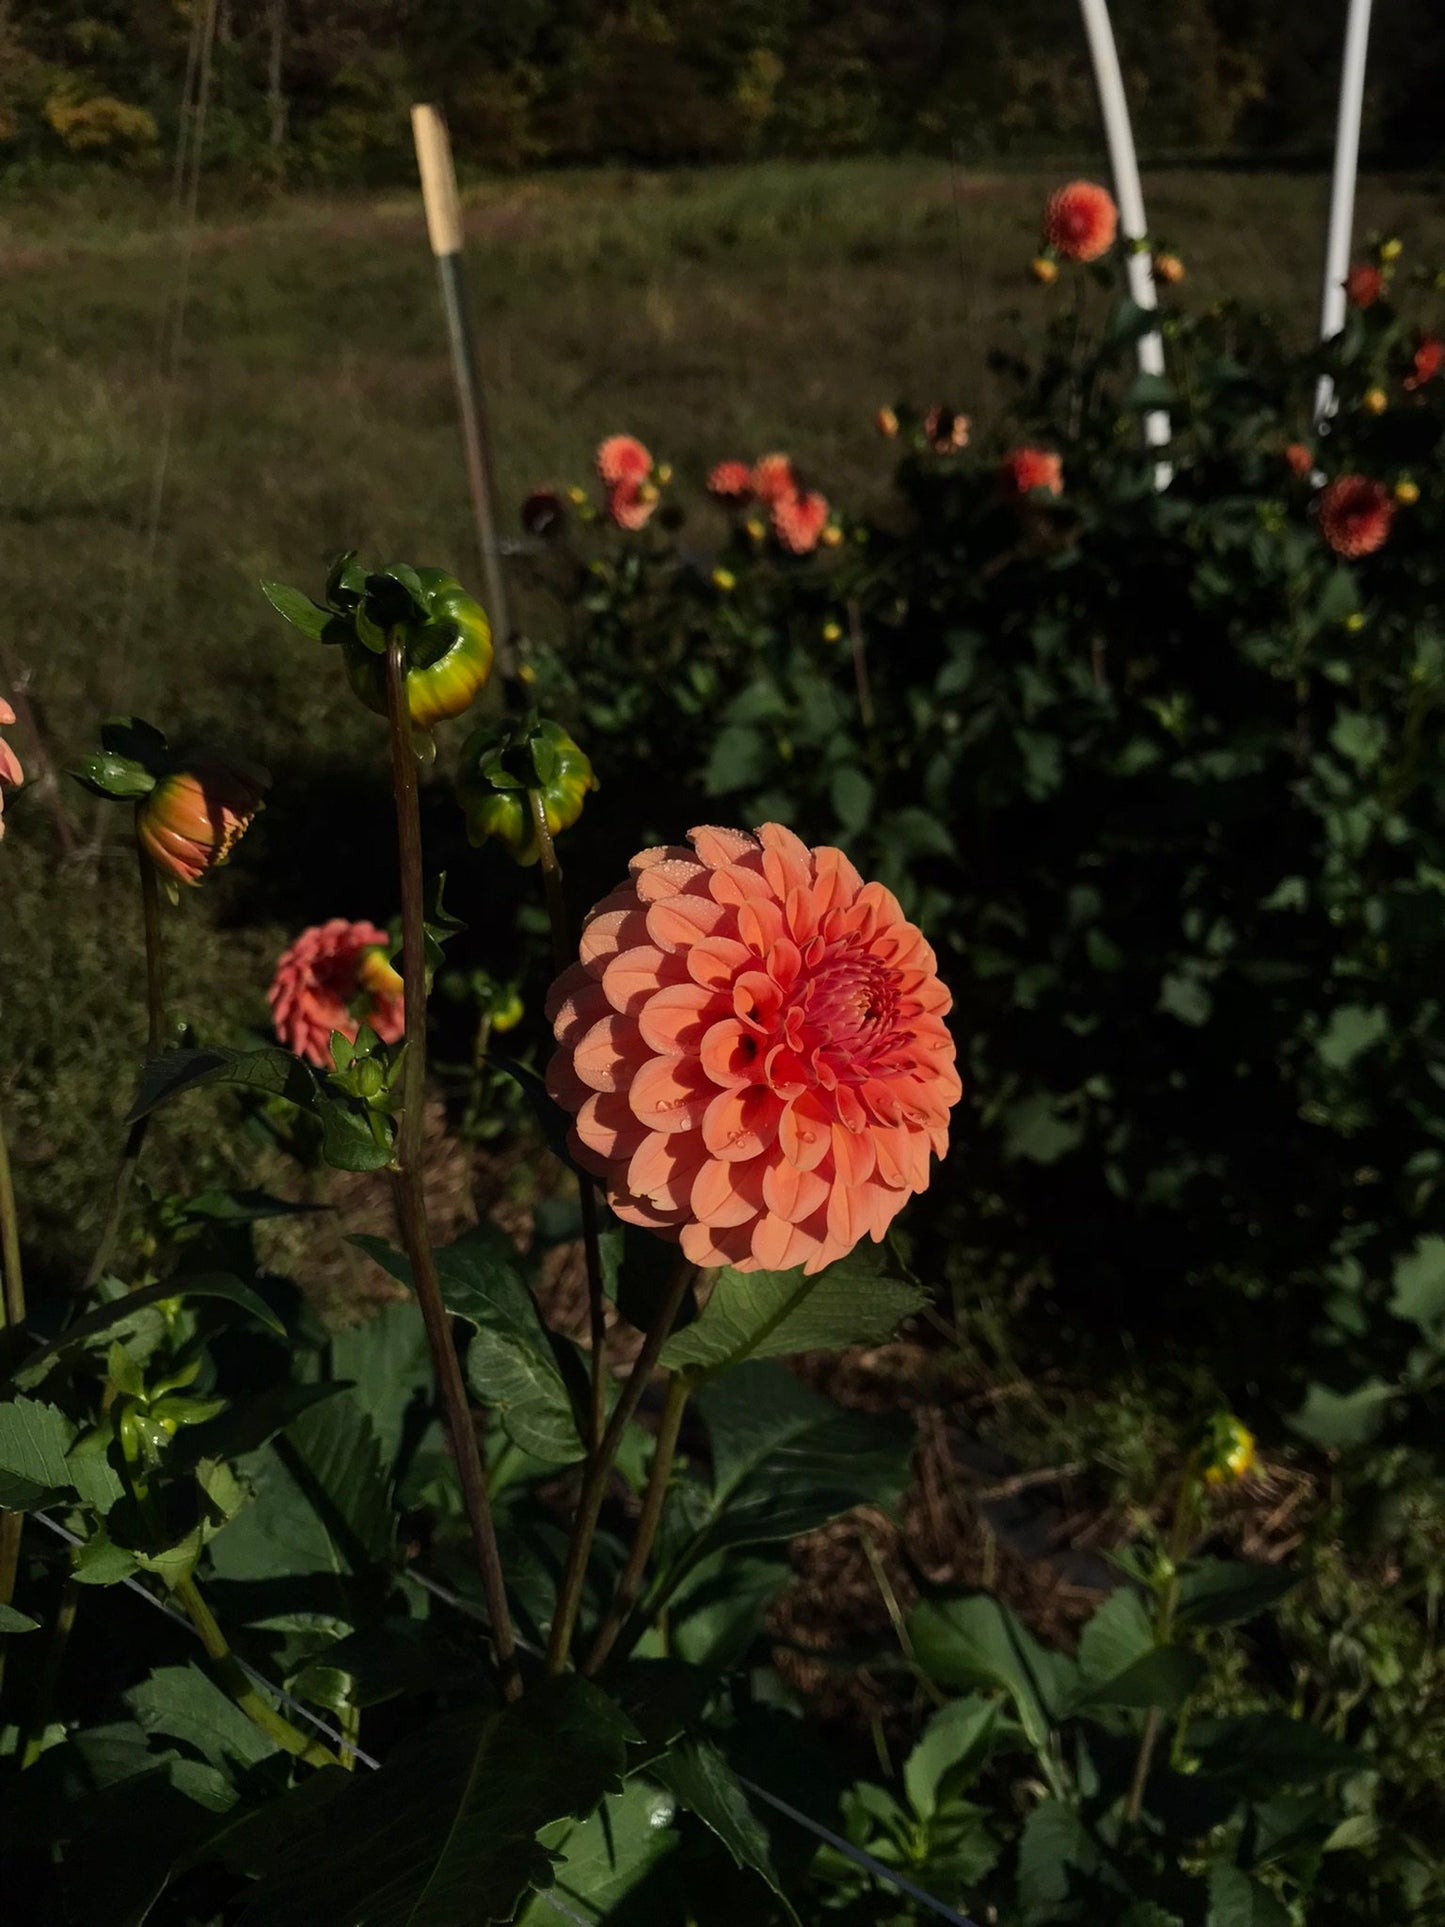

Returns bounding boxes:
[4,157,1445,1276]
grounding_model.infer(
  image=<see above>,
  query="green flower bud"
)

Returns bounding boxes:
[455,716,597,866]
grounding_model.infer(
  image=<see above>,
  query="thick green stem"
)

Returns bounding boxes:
[385,638,521,1700]
[529,788,608,1455]
[584,1370,690,1676]
[83,825,167,1292]
[546,1257,696,1676]
[175,1575,339,1766]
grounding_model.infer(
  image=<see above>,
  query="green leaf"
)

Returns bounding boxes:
[1124,371,1177,410]
[659,1251,925,1376]
[1315,1004,1388,1072]
[260,578,339,642]
[654,1740,797,1922]
[126,1663,279,1773]
[1188,1713,1362,1796]
[1390,1235,1445,1338]
[1077,1646,1205,1715]
[237,1678,636,1926]
[316,1097,393,1173]
[330,1301,433,1472]
[908,1596,1076,1755]
[0,1394,75,1507]
[1017,1798,1099,1921]
[1175,1559,1299,1628]
[126,1047,317,1126]
[1315,567,1360,629]
[1288,1377,1396,1450]
[67,749,158,800]
[71,1526,141,1587]
[1207,1862,1291,1927]
[903,1695,1001,1818]
[515,1781,678,1925]
[10,1276,283,1390]
[0,1601,39,1631]
[830,764,874,835]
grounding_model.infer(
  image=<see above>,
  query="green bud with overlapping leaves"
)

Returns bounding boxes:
[261,555,493,737]
[455,715,597,865]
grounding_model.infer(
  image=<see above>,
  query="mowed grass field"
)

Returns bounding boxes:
[4,158,1445,1276]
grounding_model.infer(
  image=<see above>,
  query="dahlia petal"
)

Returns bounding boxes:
[733,970,783,1031]
[701,1084,783,1162]
[831,1120,877,1187]
[610,1190,683,1232]
[785,886,820,945]
[551,981,613,1047]
[767,937,803,990]
[762,1158,830,1225]
[825,1177,869,1258]
[758,823,815,899]
[763,1043,809,1098]
[629,1054,714,1133]
[690,1155,765,1229]
[632,856,709,903]
[546,1050,596,1115]
[778,1093,833,1172]
[834,1085,868,1134]
[737,898,786,956]
[637,982,721,1055]
[813,844,865,910]
[686,936,753,990]
[700,1019,764,1089]
[630,844,694,874]
[576,1088,650,1163]
[573,1015,641,1093]
[545,959,596,1025]
[602,944,683,1015]
[646,894,729,951]
[680,1220,756,1270]
[750,1210,824,1272]
[580,904,651,968]
[690,825,759,869]
[707,862,774,908]
[628,1129,710,1211]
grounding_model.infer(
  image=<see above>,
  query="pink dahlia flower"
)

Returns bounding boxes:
[707,460,755,504]
[1405,334,1443,390]
[607,478,658,531]
[269,918,405,1069]
[771,488,830,555]
[596,435,652,486]
[1318,475,1393,557]
[1344,264,1382,310]
[1042,181,1117,263]
[751,453,797,506]
[545,824,960,1274]
[0,698,23,840]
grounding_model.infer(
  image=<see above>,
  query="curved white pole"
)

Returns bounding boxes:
[1314,0,1375,427]
[1076,0,1170,465]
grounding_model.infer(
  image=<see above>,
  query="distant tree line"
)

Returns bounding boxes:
[4,0,1444,182]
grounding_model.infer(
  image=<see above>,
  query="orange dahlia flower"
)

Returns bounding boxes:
[596,435,652,486]
[1318,475,1394,557]
[1344,264,1382,309]
[1405,334,1443,390]
[999,447,1064,499]
[1042,181,1117,263]
[545,824,959,1274]
[607,478,658,531]
[1284,442,1314,478]
[771,489,830,555]
[137,762,265,886]
[751,453,797,506]
[923,407,970,453]
[268,918,405,1069]
[0,697,24,841]
[707,460,754,503]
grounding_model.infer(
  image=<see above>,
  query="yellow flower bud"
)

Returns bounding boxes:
[1394,477,1420,506]
[1030,256,1059,285]
[1380,236,1403,263]
[566,485,588,506]
[712,566,736,592]
[1201,1413,1256,1486]
[821,620,843,644]
[1363,387,1388,415]
[655,463,673,486]
[1345,611,1367,633]
[744,516,766,543]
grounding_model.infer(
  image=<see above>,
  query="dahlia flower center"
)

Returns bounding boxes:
[736,938,903,1091]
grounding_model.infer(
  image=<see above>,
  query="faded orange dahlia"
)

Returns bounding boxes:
[707,460,754,503]
[999,447,1063,499]
[1043,181,1117,263]
[138,762,265,886]
[1344,264,1382,309]
[269,918,405,1069]
[596,435,652,486]
[1318,475,1394,557]
[751,453,796,506]
[0,697,23,841]
[771,489,830,555]
[545,824,959,1274]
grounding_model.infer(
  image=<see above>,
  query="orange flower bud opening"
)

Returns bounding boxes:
[137,762,265,886]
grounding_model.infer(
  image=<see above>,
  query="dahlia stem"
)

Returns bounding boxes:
[583,1369,691,1677]
[383,636,521,1701]
[529,788,607,1456]
[546,1256,696,1676]
[0,1105,24,1331]
[82,821,168,1292]
[174,1574,340,1766]
[1123,1473,1197,1824]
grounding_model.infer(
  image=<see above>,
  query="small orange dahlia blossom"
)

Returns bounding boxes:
[1405,334,1443,390]
[1043,181,1117,263]
[751,453,797,506]
[545,824,959,1274]
[607,478,659,531]
[596,435,652,486]
[137,762,265,886]
[269,918,405,1069]
[1318,475,1394,557]
[0,697,24,840]
[1284,442,1314,478]
[707,460,754,504]
[999,447,1064,499]
[1344,263,1383,309]
[771,489,830,555]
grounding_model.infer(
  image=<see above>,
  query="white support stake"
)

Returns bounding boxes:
[1076,0,1171,471]
[1314,0,1375,427]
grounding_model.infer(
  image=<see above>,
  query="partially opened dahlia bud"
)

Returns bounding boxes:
[269,919,404,1068]
[138,761,265,887]
[1043,181,1117,263]
[456,716,597,866]
[1153,250,1185,285]
[0,698,23,841]
[546,824,960,1274]
[1029,256,1058,285]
